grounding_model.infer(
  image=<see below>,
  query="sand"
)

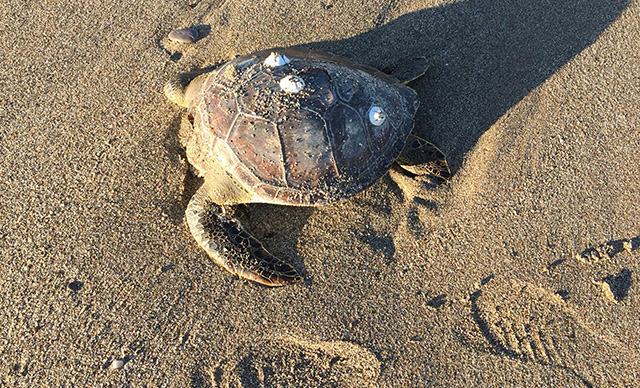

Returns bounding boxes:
[1,0,639,386]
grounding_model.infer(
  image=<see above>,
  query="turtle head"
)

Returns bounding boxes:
[164,67,216,108]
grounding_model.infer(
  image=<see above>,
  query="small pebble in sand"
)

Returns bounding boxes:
[110,359,124,369]
[623,239,632,253]
[168,27,198,43]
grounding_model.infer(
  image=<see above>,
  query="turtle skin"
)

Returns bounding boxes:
[187,47,419,206]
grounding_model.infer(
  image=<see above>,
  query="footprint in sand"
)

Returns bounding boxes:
[472,279,639,386]
[575,234,639,264]
[573,234,636,304]
[210,337,380,388]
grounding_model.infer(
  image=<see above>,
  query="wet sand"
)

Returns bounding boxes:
[1,0,639,386]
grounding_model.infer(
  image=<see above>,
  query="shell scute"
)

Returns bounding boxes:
[227,115,285,186]
[325,103,371,176]
[278,108,336,187]
[197,84,238,141]
[298,68,336,113]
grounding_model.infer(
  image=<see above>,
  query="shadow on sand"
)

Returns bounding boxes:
[304,0,629,170]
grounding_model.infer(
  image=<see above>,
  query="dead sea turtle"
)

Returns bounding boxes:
[164,47,449,286]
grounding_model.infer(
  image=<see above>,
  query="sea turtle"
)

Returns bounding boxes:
[164,47,449,286]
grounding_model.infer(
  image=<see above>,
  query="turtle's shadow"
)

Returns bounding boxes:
[303,0,629,172]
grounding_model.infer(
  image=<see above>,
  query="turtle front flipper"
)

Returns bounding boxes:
[185,187,302,286]
[396,134,451,183]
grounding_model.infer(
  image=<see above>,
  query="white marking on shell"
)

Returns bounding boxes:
[279,75,305,93]
[264,52,291,67]
[368,106,386,126]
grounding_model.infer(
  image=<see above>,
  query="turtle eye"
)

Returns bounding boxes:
[368,106,386,126]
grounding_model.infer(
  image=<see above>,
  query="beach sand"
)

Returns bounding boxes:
[1,0,639,386]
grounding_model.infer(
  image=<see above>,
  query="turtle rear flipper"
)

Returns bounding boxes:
[389,56,431,85]
[186,187,302,286]
[396,134,450,183]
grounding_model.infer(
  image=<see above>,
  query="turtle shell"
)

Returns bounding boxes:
[189,47,418,205]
